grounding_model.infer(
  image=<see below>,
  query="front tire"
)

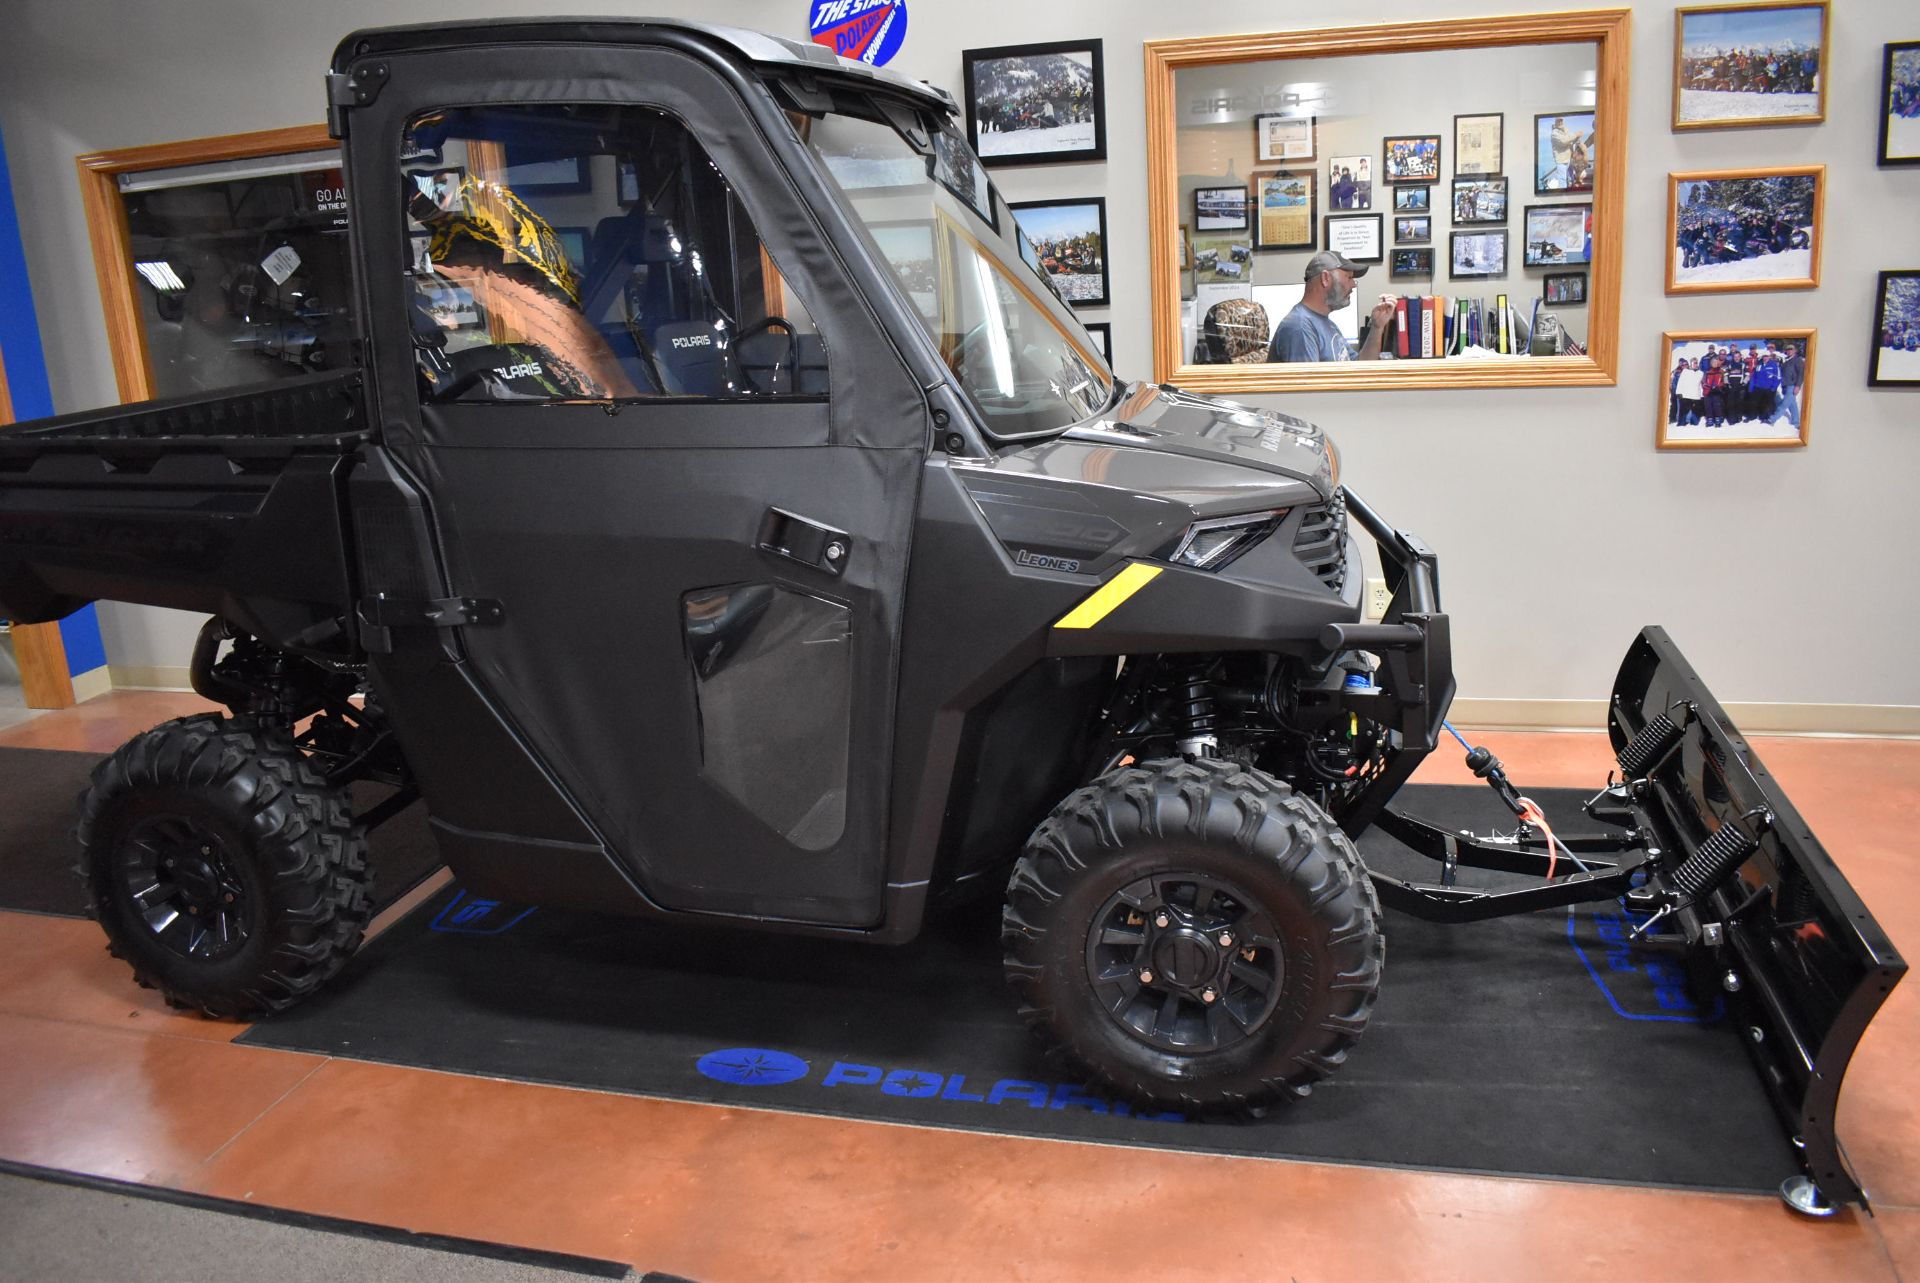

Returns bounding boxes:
[77,714,371,1018]
[1002,758,1383,1111]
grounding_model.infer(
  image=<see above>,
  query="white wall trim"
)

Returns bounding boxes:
[1449,698,1920,739]
[70,666,114,702]
[107,664,194,692]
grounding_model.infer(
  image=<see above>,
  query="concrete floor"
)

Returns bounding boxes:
[0,689,1915,1281]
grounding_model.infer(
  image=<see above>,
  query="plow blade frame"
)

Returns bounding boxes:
[1611,627,1905,1210]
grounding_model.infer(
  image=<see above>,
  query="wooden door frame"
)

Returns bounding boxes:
[0,346,76,707]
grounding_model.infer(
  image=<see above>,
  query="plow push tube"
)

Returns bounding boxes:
[1608,628,1905,1211]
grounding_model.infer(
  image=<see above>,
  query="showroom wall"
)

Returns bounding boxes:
[0,0,1913,725]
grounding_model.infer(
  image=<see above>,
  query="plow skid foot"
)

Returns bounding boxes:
[1609,627,1905,1212]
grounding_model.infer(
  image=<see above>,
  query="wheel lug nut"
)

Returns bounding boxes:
[1154,913,1170,929]
[1202,987,1218,1004]
[1219,932,1234,948]
[1138,969,1154,984]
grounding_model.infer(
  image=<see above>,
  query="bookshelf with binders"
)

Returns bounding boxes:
[1381,292,1575,357]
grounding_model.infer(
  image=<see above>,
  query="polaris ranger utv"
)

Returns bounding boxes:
[0,18,1901,1212]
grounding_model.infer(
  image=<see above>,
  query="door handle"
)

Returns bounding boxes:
[757,507,849,578]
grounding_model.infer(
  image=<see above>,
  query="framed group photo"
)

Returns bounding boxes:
[1323,213,1384,264]
[1450,229,1508,279]
[1327,155,1373,210]
[962,39,1108,167]
[1666,165,1823,294]
[1383,135,1441,183]
[1523,204,1592,267]
[1193,185,1249,233]
[1254,171,1316,250]
[1255,113,1316,164]
[1882,41,1920,166]
[1544,272,1588,305]
[1658,329,1813,449]
[1009,197,1110,306]
[1453,112,1504,177]
[1870,271,1920,387]
[1535,112,1595,193]
[1673,2,1829,131]
[1452,176,1508,224]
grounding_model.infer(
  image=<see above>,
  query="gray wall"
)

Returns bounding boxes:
[2,1,1914,718]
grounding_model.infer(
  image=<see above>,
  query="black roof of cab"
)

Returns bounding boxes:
[329,16,957,115]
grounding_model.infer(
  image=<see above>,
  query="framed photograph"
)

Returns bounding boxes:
[1327,155,1373,211]
[1009,198,1110,307]
[1177,223,1192,271]
[1881,42,1920,166]
[963,40,1107,167]
[1544,271,1588,305]
[1192,235,1254,283]
[1390,247,1435,279]
[1667,166,1822,294]
[1395,216,1431,244]
[1254,171,1316,251]
[1453,113,1504,177]
[1673,3,1829,131]
[1534,112,1596,194]
[1523,204,1592,267]
[1870,271,1920,388]
[1382,135,1441,184]
[1194,185,1249,232]
[1255,113,1316,164]
[1658,329,1813,449]
[1451,177,1508,224]
[1450,229,1508,279]
[1393,186,1430,213]
[1082,321,1114,364]
[502,146,590,195]
[1323,214,1384,264]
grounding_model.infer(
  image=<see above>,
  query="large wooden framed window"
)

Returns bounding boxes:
[1145,9,1630,393]
[76,124,344,404]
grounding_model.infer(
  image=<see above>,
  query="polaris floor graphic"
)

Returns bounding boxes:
[241,786,1794,1192]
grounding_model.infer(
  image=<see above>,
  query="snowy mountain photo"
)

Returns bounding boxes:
[964,42,1106,165]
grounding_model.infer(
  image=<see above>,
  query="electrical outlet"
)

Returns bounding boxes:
[1364,577,1391,621]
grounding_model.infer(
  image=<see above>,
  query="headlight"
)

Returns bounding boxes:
[1168,510,1286,571]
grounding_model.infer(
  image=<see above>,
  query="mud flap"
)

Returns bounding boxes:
[1607,627,1905,1210]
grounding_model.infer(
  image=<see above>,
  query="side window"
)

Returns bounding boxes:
[402,104,826,404]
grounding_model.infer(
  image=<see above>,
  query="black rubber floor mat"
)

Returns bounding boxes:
[0,746,443,918]
[238,785,1797,1192]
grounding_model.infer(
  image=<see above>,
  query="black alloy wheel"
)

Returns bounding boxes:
[117,811,254,962]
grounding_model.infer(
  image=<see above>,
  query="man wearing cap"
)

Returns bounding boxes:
[1267,250,1397,362]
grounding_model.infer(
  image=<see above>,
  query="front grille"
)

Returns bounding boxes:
[1293,491,1349,593]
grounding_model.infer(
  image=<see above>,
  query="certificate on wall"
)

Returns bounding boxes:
[1254,113,1316,163]
[1255,171,1315,250]
[1323,213,1384,263]
[1453,112,1504,178]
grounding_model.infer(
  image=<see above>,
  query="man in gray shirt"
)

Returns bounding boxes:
[1268,250,1397,362]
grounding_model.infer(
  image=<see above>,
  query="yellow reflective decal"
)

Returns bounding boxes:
[1053,563,1163,630]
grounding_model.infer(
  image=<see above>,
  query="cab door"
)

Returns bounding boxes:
[345,41,927,926]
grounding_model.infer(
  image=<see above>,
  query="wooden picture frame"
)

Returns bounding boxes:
[1145,9,1629,392]
[1254,113,1317,164]
[1880,41,1920,167]
[1673,2,1829,131]
[963,39,1109,168]
[1453,112,1505,177]
[1657,329,1814,449]
[1869,271,1920,388]
[1253,171,1316,251]
[1666,165,1824,295]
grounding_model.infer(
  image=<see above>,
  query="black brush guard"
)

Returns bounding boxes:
[1363,627,1905,1211]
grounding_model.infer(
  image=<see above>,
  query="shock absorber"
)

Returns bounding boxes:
[1173,662,1220,758]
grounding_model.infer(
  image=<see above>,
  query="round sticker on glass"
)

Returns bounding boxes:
[808,0,909,67]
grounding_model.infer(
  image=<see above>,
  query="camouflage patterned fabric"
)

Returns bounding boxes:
[1202,299,1271,363]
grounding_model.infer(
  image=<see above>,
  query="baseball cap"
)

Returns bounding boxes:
[1304,249,1369,280]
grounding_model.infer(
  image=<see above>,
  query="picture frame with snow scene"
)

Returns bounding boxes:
[1881,41,1920,167]
[1658,329,1814,450]
[963,40,1108,168]
[1672,3,1829,131]
[1870,271,1920,388]
[1666,165,1823,295]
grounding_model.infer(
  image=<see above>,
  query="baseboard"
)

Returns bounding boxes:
[106,664,193,692]
[1449,697,1920,738]
[69,667,113,702]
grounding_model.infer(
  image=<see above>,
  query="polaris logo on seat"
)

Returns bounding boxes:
[671,333,714,349]
[492,362,544,380]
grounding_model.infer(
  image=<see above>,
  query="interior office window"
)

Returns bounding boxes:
[119,151,352,398]
[403,105,825,404]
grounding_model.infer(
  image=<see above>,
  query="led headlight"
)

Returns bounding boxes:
[1168,510,1286,571]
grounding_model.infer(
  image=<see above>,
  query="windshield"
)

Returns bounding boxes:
[800,107,1114,438]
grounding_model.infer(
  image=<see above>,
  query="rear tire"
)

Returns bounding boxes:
[1002,758,1383,1111]
[76,714,370,1018]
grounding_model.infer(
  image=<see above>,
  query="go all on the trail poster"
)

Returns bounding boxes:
[809,0,909,67]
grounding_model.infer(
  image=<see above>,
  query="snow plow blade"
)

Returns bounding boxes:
[1603,627,1905,1211]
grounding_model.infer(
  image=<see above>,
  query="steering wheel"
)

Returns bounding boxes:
[734,315,801,396]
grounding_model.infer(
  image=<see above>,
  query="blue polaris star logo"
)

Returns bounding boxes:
[695,1047,811,1086]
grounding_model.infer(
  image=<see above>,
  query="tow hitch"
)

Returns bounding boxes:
[1370,627,1905,1213]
